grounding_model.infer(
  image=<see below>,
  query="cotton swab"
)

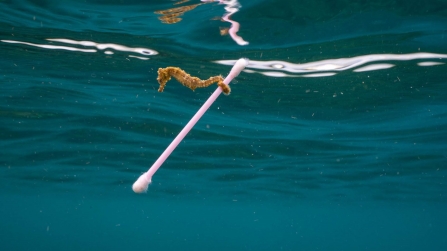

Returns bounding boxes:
[132,58,249,193]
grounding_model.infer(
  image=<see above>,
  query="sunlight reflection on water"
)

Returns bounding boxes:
[215,52,447,77]
[1,38,158,60]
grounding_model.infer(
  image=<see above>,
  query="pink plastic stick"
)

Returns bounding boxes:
[133,58,249,193]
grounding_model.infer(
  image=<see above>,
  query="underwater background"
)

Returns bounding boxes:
[1,0,446,250]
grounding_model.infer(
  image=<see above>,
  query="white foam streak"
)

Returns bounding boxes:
[353,63,395,72]
[1,40,97,53]
[47,38,158,56]
[417,61,445,66]
[215,52,447,77]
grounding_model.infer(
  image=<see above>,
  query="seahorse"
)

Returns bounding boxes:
[157,67,231,95]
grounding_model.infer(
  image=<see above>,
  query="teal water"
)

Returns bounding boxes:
[1,0,447,250]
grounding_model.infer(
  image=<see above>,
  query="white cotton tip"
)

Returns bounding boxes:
[233,58,249,73]
[132,172,152,194]
[226,58,249,82]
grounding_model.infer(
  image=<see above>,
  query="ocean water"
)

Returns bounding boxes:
[1,0,447,250]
